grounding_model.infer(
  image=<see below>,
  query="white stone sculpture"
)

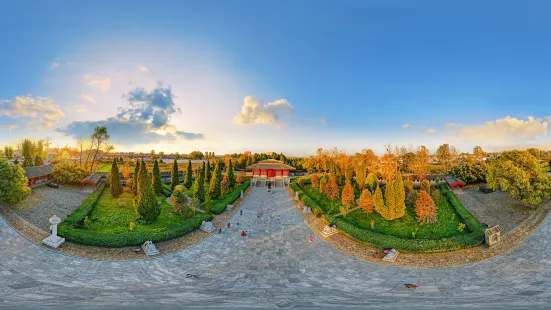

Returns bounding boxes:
[200,220,216,232]
[141,241,160,256]
[42,215,65,248]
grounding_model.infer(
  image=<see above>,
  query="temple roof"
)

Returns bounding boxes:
[81,172,102,184]
[246,159,296,171]
[23,165,53,179]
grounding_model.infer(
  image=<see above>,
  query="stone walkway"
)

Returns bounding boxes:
[1,187,551,309]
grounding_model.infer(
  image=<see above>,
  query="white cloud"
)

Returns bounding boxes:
[0,96,65,128]
[66,62,76,66]
[0,124,17,130]
[403,124,413,129]
[445,122,459,128]
[425,129,437,134]
[83,74,111,92]
[74,105,87,113]
[451,116,548,146]
[80,95,95,103]
[233,96,293,126]
[138,65,149,72]
[50,62,60,70]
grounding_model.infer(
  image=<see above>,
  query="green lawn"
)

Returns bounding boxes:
[96,163,113,172]
[83,191,190,234]
[301,184,470,240]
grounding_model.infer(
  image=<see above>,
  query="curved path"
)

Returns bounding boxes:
[1,187,551,309]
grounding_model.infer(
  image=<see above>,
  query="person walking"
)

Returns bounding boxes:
[227,223,231,229]
[308,235,314,243]
[240,209,243,216]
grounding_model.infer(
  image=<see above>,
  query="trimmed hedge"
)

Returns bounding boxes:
[294,180,486,253]
[209,181,250,215]
[58,212,212,248]
[61,183,106,228]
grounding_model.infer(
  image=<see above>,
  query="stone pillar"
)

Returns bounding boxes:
[295,191,299,200]
[42,215,65,248]
[240,190,244,199]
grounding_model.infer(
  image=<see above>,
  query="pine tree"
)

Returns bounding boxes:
[374,185,391,220]
[135,160,160,223]
[312,174,319,189]
[320,178,327,194]
[194,166,205,203]
[132,161,140,196]
[184,160,193,189]
[359,189,374,214]
[327,177,340,201]
[221,175,230,194]
[341,182,355,206]
[152,159,163,194]
[122,162,131,179]
[171,159,179,190]
[393,171,406,219]
[209,162,222,199]
[228,160,236,189]
[202,162,206,182]
[34,154,44,166]
[415,190,437,224]
[110,158,123,197]
[206,161,212,183]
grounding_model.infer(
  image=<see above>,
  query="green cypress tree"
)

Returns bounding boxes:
[152,159,162,194]
[228,159,236,189]
[194,166,205,203]
[209,162,222,199]
[202,162,206,183]
[374,185,390,220]
[132,160,140,196]
[184,159,192,189]
[34,154,44,166]
[110,158,123,197]
[206,161,212,183]
[384,180,396,220]
[393,171,406,219]
[170,159,179,190]
[135,160,160,223]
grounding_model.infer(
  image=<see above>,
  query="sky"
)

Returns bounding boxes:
[1,0,551,156]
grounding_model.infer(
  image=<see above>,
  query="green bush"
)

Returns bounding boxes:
[60,183,106,228]
[210,181,250,214]
[291,182,324,215]
[439,184,486,233]
[58,212,212,248]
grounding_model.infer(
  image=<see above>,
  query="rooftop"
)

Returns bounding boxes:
[246,159,296,171]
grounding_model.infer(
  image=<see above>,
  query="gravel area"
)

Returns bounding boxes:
[9,185,89,231]
[454,185,538,234]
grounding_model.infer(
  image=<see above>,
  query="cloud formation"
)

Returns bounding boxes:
[57,84,203,144]
[138,65,149,72]
[425,129,437,134]
[403,124,413,129]
[445,122,459,128]
[50,62,60,70]
[80,95,95,103]
[0,96,65,128]
[83,74,111,92]
[233,96,293,126]
[450,116,548,146]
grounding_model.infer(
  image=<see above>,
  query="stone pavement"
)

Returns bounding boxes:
[1,187,551,309]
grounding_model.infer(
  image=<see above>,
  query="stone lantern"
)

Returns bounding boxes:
[42,215,65,248]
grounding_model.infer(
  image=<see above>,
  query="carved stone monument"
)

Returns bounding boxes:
[302,206,312,213]
[382,249,399,262]
[42,215,65,248]
[200,220,216,232]
[295,191,299,201]
[226,204,234,211]
[240,190,244,199]
[321,225,338,237]
[141,240,160,256]
[485,225,501,247]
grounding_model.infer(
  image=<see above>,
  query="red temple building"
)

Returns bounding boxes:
[246,159,295,187]
[23,165,53,187]
[445,175,466,192]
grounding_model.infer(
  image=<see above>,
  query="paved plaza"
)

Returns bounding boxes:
[1,187,551,309]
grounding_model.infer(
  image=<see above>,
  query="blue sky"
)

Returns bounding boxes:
[1,1,551,155]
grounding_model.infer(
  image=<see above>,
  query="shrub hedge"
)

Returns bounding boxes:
[209,181,250,215]
[61,183,106,228]
[58,212,212,248]
[294,180,486,253]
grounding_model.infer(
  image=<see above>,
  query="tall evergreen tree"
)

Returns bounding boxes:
[209,162,222,199]
[384,180,396,220]
[206,161,212,183]
[201,162,206,183]
[227,159,236,188]
[110,158,122,197]
[193,166,205,203]
[184,160,193,189]
[170,159,179,190]
[132,161,140,196]
[152,159,163,194]
[374,185,391,220]
[135,160,160,223]
[34,154,44,166]
[393,171,406,219]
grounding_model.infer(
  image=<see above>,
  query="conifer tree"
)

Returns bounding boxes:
[34,154,44,166]
[135,160,160,223]
[132,161,140,196]
[320,178,327,194]
[150,159,160,194]
[359,189,374,214]
[312,174,319,189]
[415,190,437,224]
[227,159,236,189]
[184,159,193,189]
[327,177,340,201]
[202,162,206,181]
[221,175,230,194]
[170,159,179,190]
[110,158,123,197]
[374,185,391,220]
[384,181,396,220]
[341,181,355,206]
[421,179,431,193]
[366,173,378,192]
[194,166,205,203]
[355,164,367,190]
[206,161,212,183]
[393,171,406,219]
[209,162,222,199]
